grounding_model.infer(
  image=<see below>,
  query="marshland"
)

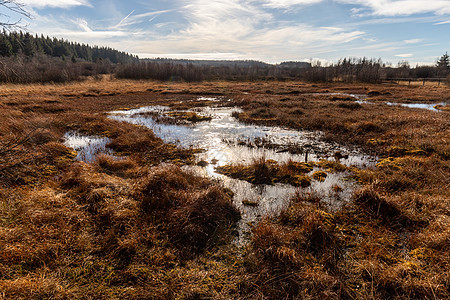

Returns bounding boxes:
[0,75,448,299]
[1,0,450,296]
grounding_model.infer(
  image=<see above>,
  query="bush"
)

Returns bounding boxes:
[0,54,115,83]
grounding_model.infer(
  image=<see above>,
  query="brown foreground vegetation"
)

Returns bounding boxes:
[0,77,449,299]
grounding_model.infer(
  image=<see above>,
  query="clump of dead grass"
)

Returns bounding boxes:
[245,193,343,298]
[135,166,240,255]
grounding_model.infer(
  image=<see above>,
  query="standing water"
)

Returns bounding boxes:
[63,131,111,163]
[109,100,376,243]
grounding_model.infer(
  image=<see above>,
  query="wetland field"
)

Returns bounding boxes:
[0,78,449,299]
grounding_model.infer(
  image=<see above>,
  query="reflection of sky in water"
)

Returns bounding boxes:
[313,92,447,112]
[189,164,357,244]
[63,131,111,163]
[109,102,374,243]
[385,102,446,112]
[110,105,376,169]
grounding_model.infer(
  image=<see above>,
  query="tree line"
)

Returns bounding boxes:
[116,55,449,83]
[0,31,138,64]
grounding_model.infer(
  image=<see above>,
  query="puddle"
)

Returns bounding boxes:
[318,92,447,112]
[63,94,444,243]
[63,131,112,162]
[109,98,375,244]
[385,102,447,112]
[197,96,223,102]
[307,93,448,112]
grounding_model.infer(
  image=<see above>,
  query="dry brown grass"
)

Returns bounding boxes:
[0,78,448,299]
[244,195,343,299]
[0,161,241,299]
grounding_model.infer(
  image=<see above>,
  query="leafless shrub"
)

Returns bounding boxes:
[0,54,115,83]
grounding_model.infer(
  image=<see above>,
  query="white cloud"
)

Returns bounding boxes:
[154,22,177,29]
[26,12,130,48]
[363,37,378,42]
[180,0,272,40]
[113,9,173,28]
[434,20,450,24]
[25,0,366,62]
[21,0,92,9]
[351,7,364,13]
[256,1,450,16]
[395,53,414,57]
[261,0,323,8]
[122,23,364,63]
[136,52,248,60]
[59,30,129,39]
[76,19,92,32]
[403,38,423,44]
[149,0,364,59]
[24,0,446,64]
[338,1,450,16]
[116,10,135,27]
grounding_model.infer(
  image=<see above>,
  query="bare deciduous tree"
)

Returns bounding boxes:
[0,0,30,30]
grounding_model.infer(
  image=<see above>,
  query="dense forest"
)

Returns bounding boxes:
[0,31,138,83]
[0,31,138,63]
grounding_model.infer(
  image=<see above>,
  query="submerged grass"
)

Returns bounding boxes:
[216,157,348,188]
[0,78,448,299]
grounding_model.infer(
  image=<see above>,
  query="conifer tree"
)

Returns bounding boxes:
[23,32,35,56]
[0,30,138,63]
[436,52,449,69]
[0,34,13,56]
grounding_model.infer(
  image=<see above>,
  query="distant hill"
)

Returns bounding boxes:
[142,58,311,69]
[141,58,272,68]
[278,61,311,68]
[0,31,138,64]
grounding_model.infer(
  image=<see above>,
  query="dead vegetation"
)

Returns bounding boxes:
[216,157,350,188]
[0,78,448,299]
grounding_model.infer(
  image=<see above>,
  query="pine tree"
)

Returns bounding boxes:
[10,32,22,53]
[34,34,44,54]
[436,52,449,69]
[23,33,35,56]
[0,34,13,57]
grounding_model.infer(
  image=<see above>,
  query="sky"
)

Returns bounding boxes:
[1,0,450,64]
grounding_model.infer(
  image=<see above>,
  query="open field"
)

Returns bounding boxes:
[0,77,449,299]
